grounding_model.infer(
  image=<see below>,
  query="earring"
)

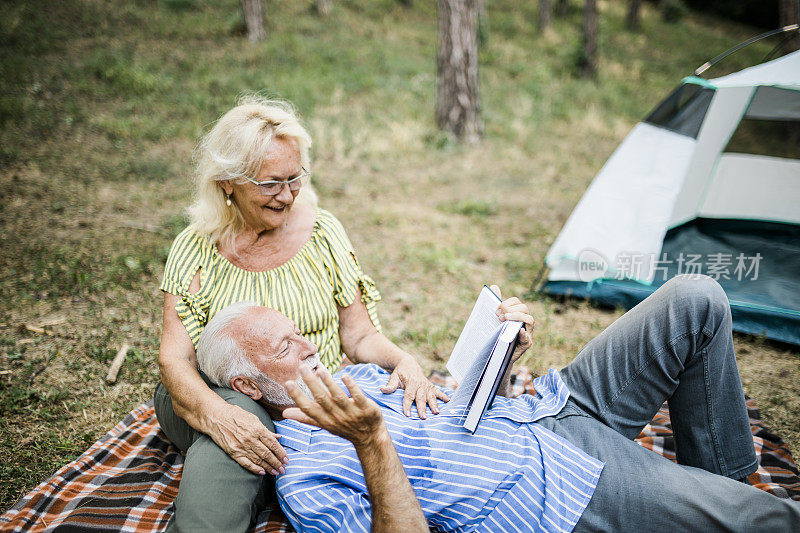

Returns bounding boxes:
[226,193,232,207]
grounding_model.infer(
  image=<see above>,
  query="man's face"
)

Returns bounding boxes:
[239,308,320,404]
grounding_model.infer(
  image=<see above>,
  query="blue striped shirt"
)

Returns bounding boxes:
[274,364,604,533]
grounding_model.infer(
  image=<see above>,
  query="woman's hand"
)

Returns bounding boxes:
[381,355,450,419]
[337,288,449,419]
[207,403,289,476]
[490,285,534,364]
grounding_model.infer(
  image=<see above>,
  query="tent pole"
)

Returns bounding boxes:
[694,24,799,76]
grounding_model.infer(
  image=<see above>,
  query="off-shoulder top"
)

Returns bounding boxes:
[159,208,381,371]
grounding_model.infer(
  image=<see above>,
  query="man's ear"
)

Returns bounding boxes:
[219,180,234,196]
[230,377,263,401]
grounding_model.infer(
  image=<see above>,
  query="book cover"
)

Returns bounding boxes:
[444,286,523,432]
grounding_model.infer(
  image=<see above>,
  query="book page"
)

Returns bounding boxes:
[463,320,522,432]
[441,324,503,415]
[446,286,503,383]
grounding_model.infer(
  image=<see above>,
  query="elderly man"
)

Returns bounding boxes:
[196,277,800,532]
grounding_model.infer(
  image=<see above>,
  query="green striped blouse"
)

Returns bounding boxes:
[160,208,381,372]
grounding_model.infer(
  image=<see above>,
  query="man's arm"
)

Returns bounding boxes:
[353,423,427,533]
[283,366,428,533]
[489,286,535,398]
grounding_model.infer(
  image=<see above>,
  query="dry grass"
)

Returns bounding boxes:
[1,0,798,511]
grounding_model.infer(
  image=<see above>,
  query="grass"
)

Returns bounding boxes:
[2,0,799,511]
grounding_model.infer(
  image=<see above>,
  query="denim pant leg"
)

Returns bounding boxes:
[153,381,276,533]
[559,274,756,479]
[538,406,800,532]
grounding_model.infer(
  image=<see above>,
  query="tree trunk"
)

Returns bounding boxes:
[242,0,266,42]
[316,0,332,17]
[436,0,483,144]
[538,0,552,31]
[556,0,569,17]
[779,0,800,54]
[659,0,678,22]
[399,0,413,6]
[579,0,597,77]
[625,0,641,30]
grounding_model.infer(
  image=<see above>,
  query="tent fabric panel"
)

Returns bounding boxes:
[745,86,800,120]
[542,218,800,347]
[546,123,695,283]
[547,259,583,282]
[700,154,800,224]
[644,83,715,138]
[668,86,754,228]
[657,218,800,314]
[541,279,800,346]
[711,50,800,89]
[725,117,800,160]
[727,305,800,346]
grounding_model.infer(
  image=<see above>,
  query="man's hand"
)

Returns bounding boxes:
[283,365,385,448]
[380,355,450,419]
[207,403,288,476]
[285,366,429,533]
[490,285,534,364]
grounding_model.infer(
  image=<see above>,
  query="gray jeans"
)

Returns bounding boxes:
[545,274,800,531]
[153,375,275,532]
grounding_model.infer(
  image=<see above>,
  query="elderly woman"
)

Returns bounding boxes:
[153,97,448,531]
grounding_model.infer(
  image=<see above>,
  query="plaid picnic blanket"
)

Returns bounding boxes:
[3,369,799,531]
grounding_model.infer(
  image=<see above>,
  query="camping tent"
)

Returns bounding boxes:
[541,50,800,346]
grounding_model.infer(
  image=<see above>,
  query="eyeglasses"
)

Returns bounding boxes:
[239,167,310,196]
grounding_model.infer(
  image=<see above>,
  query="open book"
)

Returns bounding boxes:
[444,286,523,433]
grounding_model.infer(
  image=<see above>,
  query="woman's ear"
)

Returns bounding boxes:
[231,377,263,401]
[219,180,234,196]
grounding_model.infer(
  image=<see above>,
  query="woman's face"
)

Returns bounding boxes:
[222,137,303,232]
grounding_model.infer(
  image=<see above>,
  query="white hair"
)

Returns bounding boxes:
[196,300,317,405]
[196,300,262,387]
[188,95,318,248]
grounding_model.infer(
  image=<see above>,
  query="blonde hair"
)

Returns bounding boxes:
[188,96,317,246]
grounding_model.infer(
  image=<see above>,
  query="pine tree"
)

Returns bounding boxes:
[242,0,266,42]
[436,0,483,143]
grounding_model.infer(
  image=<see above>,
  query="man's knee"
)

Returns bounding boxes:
[166,387,275,532]
[174,432,263,532]
[154,383,198,452]
[211,385,276,433]
[667,274,731,326]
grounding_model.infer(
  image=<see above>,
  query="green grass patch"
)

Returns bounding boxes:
[439,199,498,219]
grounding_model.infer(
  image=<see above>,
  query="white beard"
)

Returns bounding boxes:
[256,355,320,407]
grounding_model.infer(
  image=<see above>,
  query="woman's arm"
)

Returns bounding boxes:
[159,289,287,475]
[338,289,449,419]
